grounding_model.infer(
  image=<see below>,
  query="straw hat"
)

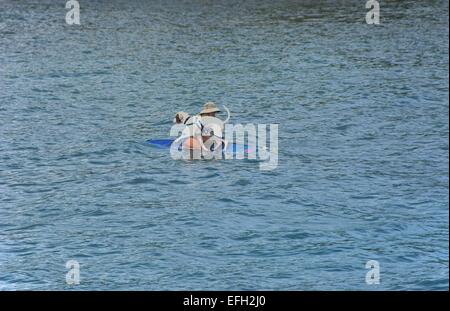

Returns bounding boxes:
[199,102,221,115]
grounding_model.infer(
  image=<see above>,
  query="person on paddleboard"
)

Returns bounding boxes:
[172,102,228,152]
[198,102,228,151]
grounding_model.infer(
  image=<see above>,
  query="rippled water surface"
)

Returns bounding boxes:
[0,0,448,290]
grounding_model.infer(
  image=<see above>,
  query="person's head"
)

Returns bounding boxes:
[199,102,220,117]
[173,111,189,124]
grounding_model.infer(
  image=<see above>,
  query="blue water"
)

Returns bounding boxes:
[0,0,448,290]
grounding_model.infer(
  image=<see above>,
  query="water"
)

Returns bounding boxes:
[0,0,448,290]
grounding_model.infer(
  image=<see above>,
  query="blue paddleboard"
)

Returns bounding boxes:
[146,139,254,154]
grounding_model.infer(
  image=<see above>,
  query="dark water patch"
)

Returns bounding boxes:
[125,177,156,185]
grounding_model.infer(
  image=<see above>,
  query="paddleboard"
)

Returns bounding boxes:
[146,139,255,154]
